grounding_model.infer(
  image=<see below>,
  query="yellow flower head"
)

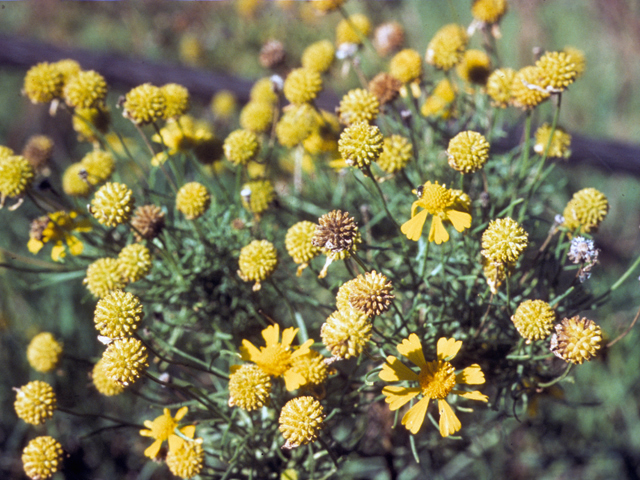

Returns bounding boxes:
[211,90,237,119]
[241,179,275,216]
[285,221,322,276]
[471,0,508,24]
[534,123,572,159]
[92,358,125,396]
[338,88,380,126]
[284,68,323,105]
[22,436,64,480]
[101,337,148,386]
[312,209,358,254]
[377,134,413,173]
[336,13,371,45]
[481,217,528,264]
[389,49,423,84]
[140,406,192,459]
[14,380,56,425]
[486,68,516,108]
[563,46,586,78]
[166,436,204,479]
[117,243,152,282]
[279,396,325,449]
[456,49,492,85]
[23,63,64,104]
[237,239,278,291]
[130,204,165,241]
[62,162,90,197]
[379,334,488,436]
[123,83,166,125]
[161,83,191,119]
[401,181,472,244]
[289,349,329,388]
[276,103,317,148]
[53,58,81,83]
[81,150,115,185]
[550,316,603,365]
[73,105,111,143]
[511,66,549,109]
[309,0,346,13]
[447,130,490,173]
[27,210,92,262]
[0,155,34,201]
[94,289,144,338]
[426,24,469,71]
[536,51,578,92]
[321,309,372,359]
[250,77,279,105]
[511,299,556,343]
[338,121,384,168]
[63,70,108,109]
[27,332,63,373]
[421,78,457,118]
[239,324,314,391]
[562,188,609,233]
[240,101,274,133]
[91,182,135,227]
[228,363,272,411]
[342,270,395,317]
[176,182,211,220]
[84,257,127,299]
[223,129,260,166]
[302,40,335,74]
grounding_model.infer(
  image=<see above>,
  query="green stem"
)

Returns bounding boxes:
[538,363,573,388]
[57,407,144,429]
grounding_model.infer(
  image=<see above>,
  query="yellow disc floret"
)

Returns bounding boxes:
[22,436,64,480]
[481,217,528,265]
[279,396,325,449]
[26,333,63,373]
[14,381,56,425]
[511,299,556,343]
[176,182,211,220]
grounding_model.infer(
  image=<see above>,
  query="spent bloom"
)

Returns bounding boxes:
[84,257,127,298]
[27,210,92,262]
[22,436,64,480]
[312,209,359,255]
[481,217,528,264]
[14,381,56,425]
[94,289,144,338]
[338,121,384,168]
[117,243,152,283]
[456,49,492,85]
[447,131,490,174]
[562,188,609,233]
[139,406,193,459]
[338,88,380,126]
[283,68,323,104]
[534,123,572,159]
[341,270,395,317]
[550,316,603,364]
[285,220,322,276]
[27,332,63,373]
[176,182,211,220]
[90,182,135,227]
[568,236,600,282]
[368,72,402,106]
[22,134,54,172]
[122,83,166,125]
[425,24,469,71]
[239,324,314,391]
[379,335,488,436]
[92,358,125,396]
[101,337,148,386]
[228,363,272,411]
[321,308,372,359]
[401,181,472,244]
[279,396,325,449]
[511,299,556,343]
[374,21,405,56]
[237,239,278,291]
[130,204,165,241]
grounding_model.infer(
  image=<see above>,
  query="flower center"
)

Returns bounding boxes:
[256,344,292,377]
[150,415,178,440]
[420,183,452,215]
[418,360,456,399]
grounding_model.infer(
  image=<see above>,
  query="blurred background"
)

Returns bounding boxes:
[1,1,640,478]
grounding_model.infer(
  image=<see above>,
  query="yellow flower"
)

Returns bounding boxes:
[23,62,64,104]
[279,396,325,449]
[376,134,413,173]
[338,88,380,126]
[176,182,211,220]
[161,83,190,119]
[550,316,603,365]
[26,332,63,373]
[81,150,115,185]
[536,51,578,92]
[379,335,488,436]
[321,309,372,359]
[511,66,549,110]
[239,324,314,391]
[101,337,148,386]
[224,129,260,166]
[421,78,456,118]
[237,239,278,291]
[240,101,274,133]
[276,104,317,147]
[92,358,125,396]
[63,70,108,109]
[73,105,111,143]
[289,349,329,388]
[486,68,516,108]
[139,406,193,459]
[22,436,64,480]
[389,49,423,84]
[0,155,34,203]
[338,121,384,168]
[250,77,278,105]
[401,181,472,243]
[94,289,144,338]
[425,24,468,71]
[117,243,152,283]
[309,0,345,13]
[90,182,135,227]
[84,257,127,298]
[562,188,608,234]
[481,217,528,264]
[456,49,492,85]
[511,299,556,343]
[166,436,204,479]
[534,123,572,159]
[563,46,586,78]
[447,130,490,174]
[336,13,371,45]
[27,210,92,262]
[302,40,335,73]
[123,83,166,125]
[241,180,275,216]
[471,0,508,24]
[228,364,272,411]
[285,221,321,276]
[283,68,323,105]
[211,90,237,119]
[14,380,56,425]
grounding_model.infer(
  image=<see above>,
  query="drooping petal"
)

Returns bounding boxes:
[283,369,306,391]
[438,399,461,437]
[290,338,314,359]
[397,334,427,368]
[262,324,280,346]
[401,209,429,241]
[168,434,185,453]
[382,386,421,410]
[379,355,420,382]
[430,216,449,244]
[437,337,462,361]
[175,406,189,421]
[281,327,299,348]
[139,427,153,437]
[456,364,485,385]
[144,439,163,459]
[401,396,431,434]
[453,390,489,402]
[446,209,472,233]
[410,200,421,218]
[239,340,261,362]
[179,425,196,439]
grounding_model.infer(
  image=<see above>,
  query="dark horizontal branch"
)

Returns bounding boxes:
[2,34,640,176]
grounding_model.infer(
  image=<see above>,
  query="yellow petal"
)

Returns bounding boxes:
[401,396,430,434]
[281,326,298,348]
[430,216,449,244]
[139,428,153,437]
[453,390,489,402]
[283,369,306,391]
[410,200,421,218]
[168,435,185,453]
[437,337,462,361]
[51,243,66,262]
[27,238,44,254]
[66,234,84,256]
[262,324,280,346]
[379,356,419,382]
[456,364,485,385]
[290,339,314,360]
[179,425,196,438]
[144,439,162,459]
[175,406,189,421]
[382,386,421,411]
[401,209,429,241]
[397,334,427,368]
[446,209,472,233]
[438,399,461,437]
[239,340,261,362]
